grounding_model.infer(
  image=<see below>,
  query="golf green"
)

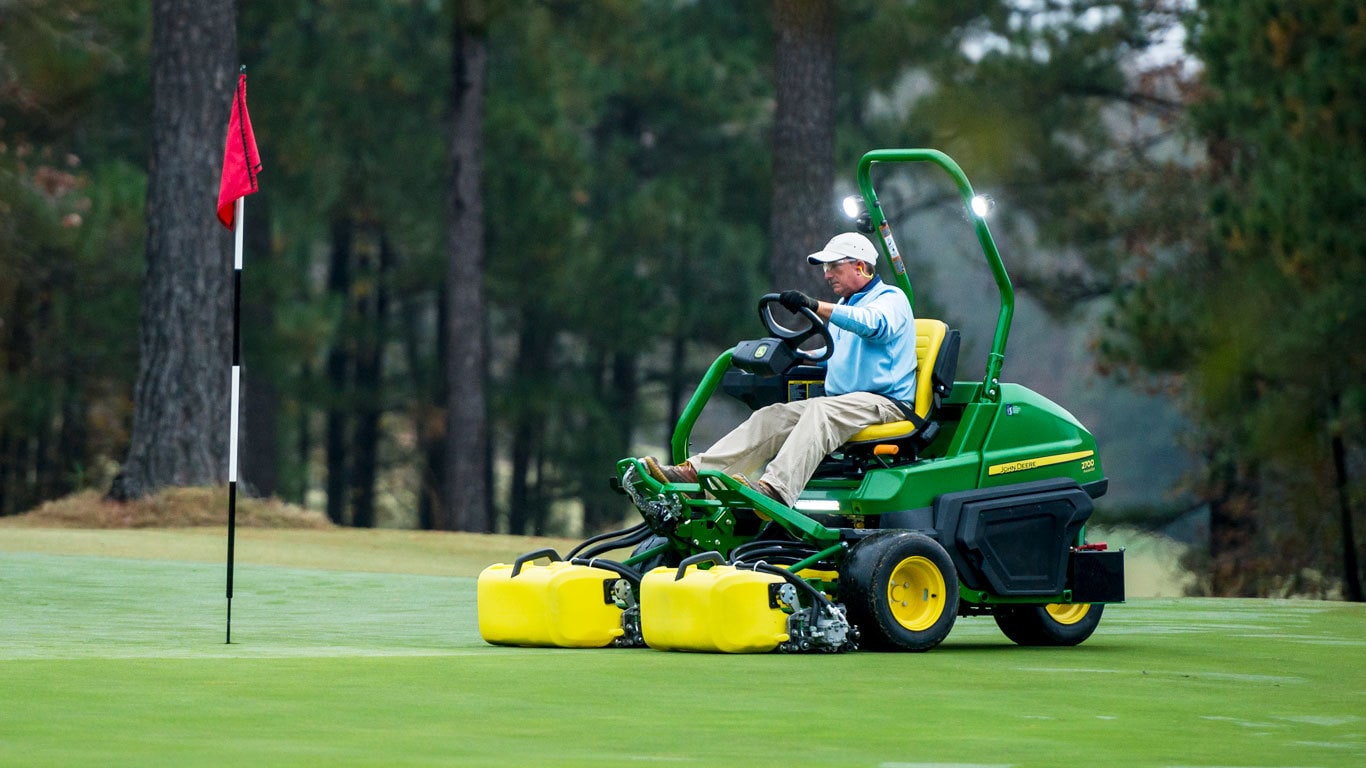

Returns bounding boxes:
[1,536,1362,767]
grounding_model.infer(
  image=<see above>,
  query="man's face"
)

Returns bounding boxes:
[823,258,872,298]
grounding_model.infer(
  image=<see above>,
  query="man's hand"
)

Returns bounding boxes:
[779,290,819,313]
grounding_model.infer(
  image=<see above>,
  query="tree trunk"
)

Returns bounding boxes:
[1,282,34,515]
[1206,456,1260,597]
[508,416,538,536]
[324,214,353,524]
[665,334,686,458]
[349,230,392,529]
[442,4,492,532]
[770,0,836,297]
[108,0,237,501]
[1329,392,1363,601]
[507,317,552,535]
[241,191,278,497]
[410,284,446,531]
[585,351,638,532]
[286,362,313,506]
[57,379,88,498]
[0,431,14,517]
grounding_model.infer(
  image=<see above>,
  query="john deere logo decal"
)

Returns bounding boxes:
[755,344,769,358]
[988,450,1094,476]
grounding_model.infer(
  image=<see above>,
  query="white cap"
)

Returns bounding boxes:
[807,232,878,267]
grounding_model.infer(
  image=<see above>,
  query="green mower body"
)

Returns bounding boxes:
[614,149,1123,650]
[480,149,1123,653]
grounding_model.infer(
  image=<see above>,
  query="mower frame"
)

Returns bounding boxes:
[611,149,1123,649]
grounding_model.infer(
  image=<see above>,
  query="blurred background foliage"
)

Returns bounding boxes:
[1,0,1361,598]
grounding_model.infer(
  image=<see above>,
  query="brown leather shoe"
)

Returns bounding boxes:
[642,457,698,484]
[731,474,785,505]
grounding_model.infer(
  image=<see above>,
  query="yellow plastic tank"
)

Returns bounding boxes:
[640,563,790,653]
[477,560,625,648]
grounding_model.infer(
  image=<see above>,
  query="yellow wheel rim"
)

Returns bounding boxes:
[886,555,947,631]
[1045,602,1092,625]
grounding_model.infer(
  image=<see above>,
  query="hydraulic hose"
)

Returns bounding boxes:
[574,525,654,560]
[730,540,830,569]
[732,542,813,560]
[568,557,643,586]
[734,559,838,610]
[567,521,650,559]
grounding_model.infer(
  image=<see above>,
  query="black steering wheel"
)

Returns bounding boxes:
[757,293,834,363]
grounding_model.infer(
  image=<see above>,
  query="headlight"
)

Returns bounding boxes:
[970,194,995,218]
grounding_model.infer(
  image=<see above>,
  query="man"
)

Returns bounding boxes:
[643,232,917,506]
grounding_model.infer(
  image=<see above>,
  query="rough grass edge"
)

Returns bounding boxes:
[0,487,332,530]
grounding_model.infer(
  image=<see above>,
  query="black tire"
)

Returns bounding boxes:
[994,602,1105,646]
[630,535,682,573]
[839,531,959,651]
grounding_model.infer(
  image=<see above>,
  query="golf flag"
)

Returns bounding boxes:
[217,72,261,229]
[220,67,261,643]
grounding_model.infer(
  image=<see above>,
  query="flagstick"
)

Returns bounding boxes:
[226,195,244,644]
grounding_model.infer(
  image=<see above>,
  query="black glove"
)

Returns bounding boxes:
[779,290,819,313]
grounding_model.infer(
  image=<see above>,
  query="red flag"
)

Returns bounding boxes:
[217,73,262,229]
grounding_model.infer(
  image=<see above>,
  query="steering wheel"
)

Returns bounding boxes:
[757,293,834,363]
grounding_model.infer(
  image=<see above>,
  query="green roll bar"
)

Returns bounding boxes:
[856,149,1014,402]
[671,350,733,464]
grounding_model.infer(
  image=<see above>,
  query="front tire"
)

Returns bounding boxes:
[994,602,1104,646]
[839,531,959,651]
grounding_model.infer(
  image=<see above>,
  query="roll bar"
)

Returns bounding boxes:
[855,149,1013,401]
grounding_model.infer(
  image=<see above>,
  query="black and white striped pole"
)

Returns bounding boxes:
[218,66,260,644]
[226,194,244,644]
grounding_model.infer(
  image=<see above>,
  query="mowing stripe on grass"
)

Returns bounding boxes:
[3,543,1364,767]
[1,552,483,660]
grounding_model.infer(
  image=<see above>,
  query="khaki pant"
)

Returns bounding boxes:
[689,392,905,505]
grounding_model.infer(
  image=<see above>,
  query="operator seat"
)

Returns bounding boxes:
[839,317,959,461]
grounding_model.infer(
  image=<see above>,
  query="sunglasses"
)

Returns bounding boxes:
[822,258,861,273]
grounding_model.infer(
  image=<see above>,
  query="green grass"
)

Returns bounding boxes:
[1,528,1363,767]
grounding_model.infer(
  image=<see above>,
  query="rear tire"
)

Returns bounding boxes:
[839,531,958,651]
[994,602,1104,646]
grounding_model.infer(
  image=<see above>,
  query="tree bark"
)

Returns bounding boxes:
[592,350,639,531]
[1206,456,1259,597]
[442,4,492,532]
[324,213,353,524]
[349,230,392,529]
[770,0,836,297]
[108,0,237,501]
[1330,391,1363,601]
[507,317,551,535]
[665,333,686,457]
[409,284,446,531]
[241,191,278,497]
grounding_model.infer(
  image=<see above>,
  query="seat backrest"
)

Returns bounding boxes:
[836,317,960,450]
[911,318,950,420]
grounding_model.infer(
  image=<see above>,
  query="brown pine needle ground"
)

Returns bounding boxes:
[0,487,332,530]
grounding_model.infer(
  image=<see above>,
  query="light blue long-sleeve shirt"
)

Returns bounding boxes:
[823,277,918,401]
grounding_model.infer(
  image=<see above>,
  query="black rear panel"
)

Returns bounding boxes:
[934,478,1094,596]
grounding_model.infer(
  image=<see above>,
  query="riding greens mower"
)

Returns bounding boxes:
[477,149,1124,653]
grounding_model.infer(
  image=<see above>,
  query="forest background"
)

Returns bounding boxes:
[1,0,1362,599]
